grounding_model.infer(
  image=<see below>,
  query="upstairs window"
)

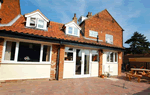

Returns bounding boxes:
[89,30,98,37]
[27,17,46,30]
[67,27,79,36]
[106,34,113,44]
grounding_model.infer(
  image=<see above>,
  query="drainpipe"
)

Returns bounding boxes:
[97,35,99,43]
[56,41,62,80]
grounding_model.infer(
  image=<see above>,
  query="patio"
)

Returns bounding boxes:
[0,73,150,95]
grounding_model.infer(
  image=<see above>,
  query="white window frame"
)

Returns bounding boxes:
[2,40,52,64]
[89,30,98,38]
[64,47,75,62]
[106,34,113,44]
[66,27,80,37]
[91,50,99,62]
[106,52,118,63]
[36,19,45,30]
[0,2,1,9]
[26,17,47,30]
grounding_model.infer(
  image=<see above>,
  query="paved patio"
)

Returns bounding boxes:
[0,74,150,95]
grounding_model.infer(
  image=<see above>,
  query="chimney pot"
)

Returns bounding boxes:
[72,13,77,23]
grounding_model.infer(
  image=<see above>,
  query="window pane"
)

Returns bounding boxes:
[110,52,113,62]
[38,20,44,28]
[92,54,98,61]
[91,50,98,61]
[107,52,109,62]
[42,45,51,62]
[64,52,73,61]
[30,18,36,26]
[4,41,16,61]
[65,47,73,51]
[74,28,78,36]
[115,53,117,62]
[68,27,73,34]
[75,49,82,75]
[18,42,41,62]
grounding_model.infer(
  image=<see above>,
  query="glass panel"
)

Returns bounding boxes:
[84,50,90,74]
[18,42,41,62]
[30,18,36,26]
[115,53,117,62]
[4,41,16,61]
[65,47,73,51]
[42,45,50,62]
[38,20,44,28]
[92,54,98,61]
[68,27,73,34]
[75,49,82,75]
[107,52,109,62]
[64,52,73,61]
[74,28,78,36]
[110,52,113,62]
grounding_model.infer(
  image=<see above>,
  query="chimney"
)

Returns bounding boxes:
[87,12,92,18]
[0,0,21,24]
[72,13,77,23]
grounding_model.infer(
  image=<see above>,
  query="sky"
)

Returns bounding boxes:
[20,0,150,48]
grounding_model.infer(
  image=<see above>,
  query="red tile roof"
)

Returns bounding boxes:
[0,15,124,49]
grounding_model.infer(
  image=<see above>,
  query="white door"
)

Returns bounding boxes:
[74,49,91,78]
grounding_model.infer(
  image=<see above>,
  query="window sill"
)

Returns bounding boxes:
[1,61,51,65]
[106,62,118,64]
[64,61,74,63]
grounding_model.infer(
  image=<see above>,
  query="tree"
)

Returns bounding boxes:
[125,32,150,54]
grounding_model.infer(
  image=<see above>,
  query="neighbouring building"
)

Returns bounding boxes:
[0,0,124,81]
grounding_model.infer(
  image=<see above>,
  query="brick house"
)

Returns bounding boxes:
[0,0,124,81]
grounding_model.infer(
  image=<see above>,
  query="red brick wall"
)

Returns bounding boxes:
[98,50,103,76]
[0,38,4,66]
[118,52,123,75]
[84,10,123,48]
[0,0,21,24]
[50,45,65,80]
[58,45,65,80]
[50,45,59,80]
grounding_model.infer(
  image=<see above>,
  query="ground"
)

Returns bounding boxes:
[0,73,150,95]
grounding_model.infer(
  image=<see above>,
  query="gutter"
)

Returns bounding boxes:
[56,41,62,80]
[0,15,21,27]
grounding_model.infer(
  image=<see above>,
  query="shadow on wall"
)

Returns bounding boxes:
[133,87,150,95]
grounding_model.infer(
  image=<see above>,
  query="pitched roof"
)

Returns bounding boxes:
[0,15,124,50]
[80,9,124,31]
[25,9,49,22]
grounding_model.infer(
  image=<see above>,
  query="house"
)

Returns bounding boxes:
[0,0,124,81]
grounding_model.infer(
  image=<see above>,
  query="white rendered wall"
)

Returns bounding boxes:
[91,62,99,77]
[102,52,118,76]
[63,62,74,78]
[0,64,51,80]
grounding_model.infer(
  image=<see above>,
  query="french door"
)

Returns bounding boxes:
[75,49,91,77]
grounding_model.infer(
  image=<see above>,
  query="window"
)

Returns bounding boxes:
[106,52,118,63]
[28,17,46,30]
[64,47,74,61]
[89,30,98,37]
[0,2,1,9]
[67,27,79,36]
[42,45,51,62]
[37,19,44,28]
[18,42,41,62]
[106,34,113,44]
[4,41,16,61]
[2,40,52,63]
[91,50,98,62]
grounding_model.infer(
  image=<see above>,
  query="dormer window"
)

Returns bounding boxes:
[65,21,81,37]
[25,10,49,30]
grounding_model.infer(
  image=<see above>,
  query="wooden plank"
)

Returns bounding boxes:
[129,58,150,62]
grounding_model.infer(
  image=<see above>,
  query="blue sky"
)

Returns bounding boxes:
[20,0,150,48]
